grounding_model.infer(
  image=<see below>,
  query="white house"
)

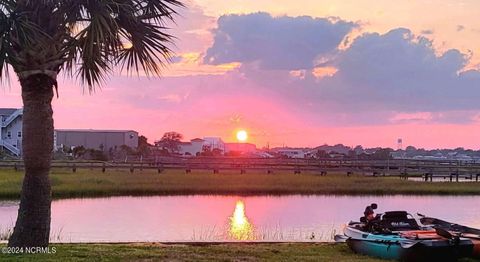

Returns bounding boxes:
[176,137,258,156]
[0,108,23,156]
[203,137,226,152]
[178,138,205,156]
[272,148,306,158]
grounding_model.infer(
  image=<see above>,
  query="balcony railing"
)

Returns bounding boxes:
[1,109,22,128]
[0,140,20,156]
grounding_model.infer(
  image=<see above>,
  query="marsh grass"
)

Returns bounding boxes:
[1,168,480,199]
[0,225,65,243]
[189,225,353,242]
[0,225,13,240]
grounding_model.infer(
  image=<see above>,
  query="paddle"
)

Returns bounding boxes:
[420,214,480,238]
[435,227,462,245]
[436,227,454,239]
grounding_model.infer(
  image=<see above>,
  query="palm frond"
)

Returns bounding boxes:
[0,11,11,80]
[0,6,46,79]
[57,0,183,89]
[0,0,184,89]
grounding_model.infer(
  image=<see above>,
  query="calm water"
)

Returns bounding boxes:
[1,195,480,242]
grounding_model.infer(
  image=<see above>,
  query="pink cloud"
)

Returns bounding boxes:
[390,112,433,123]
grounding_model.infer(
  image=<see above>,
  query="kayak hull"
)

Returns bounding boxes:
[344,225,473,261]
[346,238,404,260]
[472,240,480,258]
[421,215,480,259]
[347,238,473,261]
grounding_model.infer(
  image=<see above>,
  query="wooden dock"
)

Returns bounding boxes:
[1,158,479,181]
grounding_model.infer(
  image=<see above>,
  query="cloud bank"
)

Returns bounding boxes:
[203,13,480,125]
[204,13,357,70]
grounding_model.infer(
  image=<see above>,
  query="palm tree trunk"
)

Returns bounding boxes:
[8,74,55,247]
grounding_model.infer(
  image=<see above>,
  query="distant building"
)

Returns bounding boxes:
[55,129,138,151]
[225,143,257,153]
[203,137,226,152]
[173,137,258,156]
[0,108,23,156]
[178,138,205,156]
[272,148,306,158]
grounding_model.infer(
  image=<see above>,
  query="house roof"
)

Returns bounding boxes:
[191,138,204,142]
[55,129,138,134]
[0,108,18,116]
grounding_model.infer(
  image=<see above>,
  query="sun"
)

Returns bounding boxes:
[236,130,248,142]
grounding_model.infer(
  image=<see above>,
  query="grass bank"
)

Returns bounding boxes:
[0,243,477,262]
[0,243,408,262]
[1,168,480,199]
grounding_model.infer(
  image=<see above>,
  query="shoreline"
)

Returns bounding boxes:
[4,191,480,201]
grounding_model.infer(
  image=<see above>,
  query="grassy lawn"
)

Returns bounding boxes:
[0,243,396,261]
[1,168,480,199]
[1,243,477,262]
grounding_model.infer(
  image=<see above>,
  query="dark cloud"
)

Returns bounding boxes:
[322,28,479,112]
[421,29,434,35]
[204,12,357,70]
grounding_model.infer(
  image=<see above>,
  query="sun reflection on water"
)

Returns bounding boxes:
[229,201,254,240]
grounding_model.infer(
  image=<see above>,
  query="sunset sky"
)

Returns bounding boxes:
[2,0,480,149]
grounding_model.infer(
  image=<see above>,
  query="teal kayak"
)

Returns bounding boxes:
[336,211,474,261]
[419,214,480,259]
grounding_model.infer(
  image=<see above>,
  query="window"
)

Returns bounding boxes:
[7,131,11,138]
[17,131,22,138]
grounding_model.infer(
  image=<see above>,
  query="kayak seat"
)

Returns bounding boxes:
[380,211,420,231]
[383,211,408,219]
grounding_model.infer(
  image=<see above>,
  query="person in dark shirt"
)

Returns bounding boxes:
[363,203,379,232]
[364,203,378,221]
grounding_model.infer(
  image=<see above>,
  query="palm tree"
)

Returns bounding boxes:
[0,0,183,247]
